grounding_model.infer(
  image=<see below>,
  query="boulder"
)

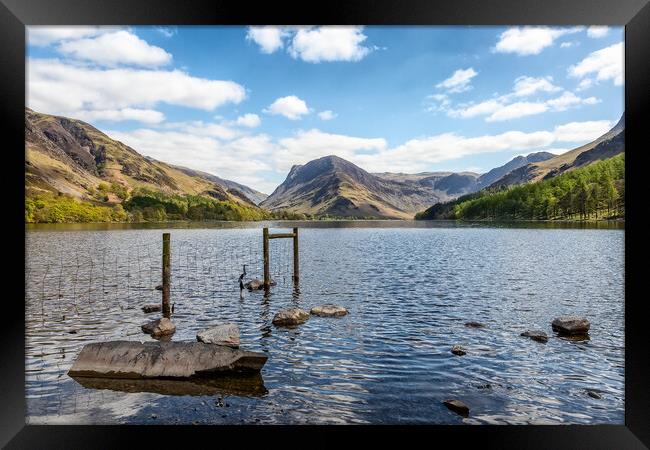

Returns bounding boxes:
[443,399,469,417]
[520,330,549,343]
[272,308,309,327]
[141,318,176,337]
[142,304,162,313]
[197,324,240,348]
[451,345,467,356]
[310,305,348,317]
[68,341,267,379]
[244,279,276,290]
[464,321,485,328]
[551,316,590,335]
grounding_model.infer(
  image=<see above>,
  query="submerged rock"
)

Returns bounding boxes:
[443,399,469,417]
[155,285,163,291]
[142,304,162,313]
[272,308,309,327]
[310,305,348,317]
[586,389,602,399]
[197,324,240,348]
[520,330,549,343]
[141,317,176,337]
[68,341,267,379]
[552,316,590,336]
[244,279,276,290]
[451,345,467,356]
[464,321,485,328]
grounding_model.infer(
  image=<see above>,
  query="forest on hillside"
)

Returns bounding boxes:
[416,153,625,221]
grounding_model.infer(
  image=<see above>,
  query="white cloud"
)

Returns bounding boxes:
[155,26,178,38]
[436,68,478,93]
[494,26,582,55]
[233,113,261,128]
[27,59,246,116]
[587,26,610,38]
[27,26,113,46]
[165,121,240,140]
[576,78,595,91]
[288,26,371,63]
[264,95,310,120]
[246,26,289,54]
[70,108,165,124]
[512,76,561,97]
[448,99,502,119]
[560,41,579,48]
[318,110,337,120]
[569,42,624,86]
[485,102,549,122]
[545,91,599,111]
[553,120,613,142]
[57,30,172,67]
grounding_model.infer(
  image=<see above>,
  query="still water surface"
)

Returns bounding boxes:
[25,220,624,424]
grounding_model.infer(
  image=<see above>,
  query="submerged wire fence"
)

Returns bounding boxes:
[25,230,299,329]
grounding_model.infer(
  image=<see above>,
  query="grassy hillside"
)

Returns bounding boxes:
[25,108,270,223]
[416,153,624,221]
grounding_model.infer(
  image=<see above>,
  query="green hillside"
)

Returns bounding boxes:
[416,153,625,221]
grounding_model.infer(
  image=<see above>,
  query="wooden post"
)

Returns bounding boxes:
[293,227,299,282]
[263,227,270,290]
[162,233,171,318]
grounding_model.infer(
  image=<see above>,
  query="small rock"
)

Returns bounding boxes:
[551,316,590,336]
[520,330,548,343]
[141,317,176,337]
[464,321,485,328]
[151,414,157,419]
[443,399,469,417]
[142,304,162,313]
[244,279,276,290]
[587,390,602,399]
[197,324,240,348]
[272,308,309,327]
[68,330,78,334]
[310,305,348,317]
[155,285,163,291]
[451,345,466,356]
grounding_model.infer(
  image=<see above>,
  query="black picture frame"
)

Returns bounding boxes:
[2,0,648,447]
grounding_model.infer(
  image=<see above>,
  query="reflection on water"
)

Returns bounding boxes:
[25,221,624,424]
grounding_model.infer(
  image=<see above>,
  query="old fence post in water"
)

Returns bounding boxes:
[162,232,171,318]
[263,227,300,290]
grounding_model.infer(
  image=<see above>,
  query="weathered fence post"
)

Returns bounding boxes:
[162,232,171,318]
[293,227,299,282]
[263,227,270,290]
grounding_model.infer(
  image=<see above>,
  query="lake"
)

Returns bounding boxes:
[24,220,625,424]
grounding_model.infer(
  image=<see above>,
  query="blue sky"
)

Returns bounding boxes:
[27,26,624,193]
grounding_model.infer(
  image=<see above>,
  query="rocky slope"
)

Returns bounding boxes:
[491,114,624,188]
[25,108,262,207]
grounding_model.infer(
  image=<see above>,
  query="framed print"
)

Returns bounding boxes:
[2,0,648,447]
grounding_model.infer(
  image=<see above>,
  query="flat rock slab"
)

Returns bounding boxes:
[521,330,549,343]
[68,341,267,379]
[310,305,348,317]
[552,316,590,335]
[197,324,240,348]
[142,318,176,337]
[464,321,485,328]
[451,345,467,356]
[443,399,469,417]
[142,304,162,313]
[272,308,309,327]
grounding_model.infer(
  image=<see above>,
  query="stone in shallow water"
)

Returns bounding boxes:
[310,305,348,317]
[520,330,549,343]
[464,321,485,328]
[68,340,267,379]
[142,304,162,313]
[155,285,163,291]
[244,279,276,290]
[586,389,602,399]
[141,317,176,337]
[272,308,309,327]
[551,316,590,335]
[451,345,467,356]
[443,399,469,416]
[197,324,240,348]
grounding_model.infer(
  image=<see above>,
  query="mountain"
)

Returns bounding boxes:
[491,114,625,188]
[475,151,555,189]
[260,155,451,219]
[25,108,263,207]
